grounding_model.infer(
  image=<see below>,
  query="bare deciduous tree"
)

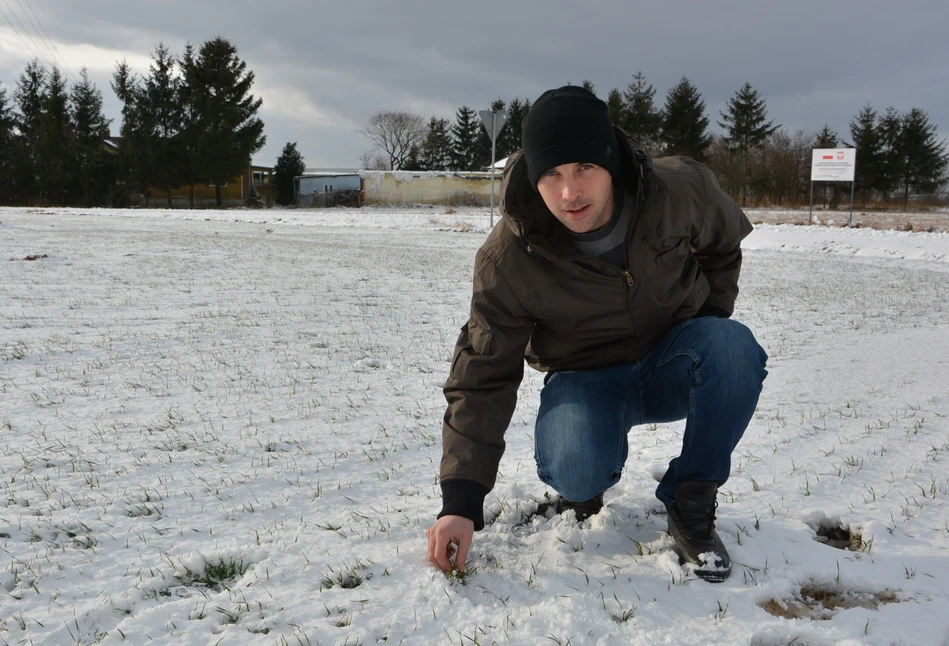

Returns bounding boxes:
[360,111,426,171]
[359,150,391,170]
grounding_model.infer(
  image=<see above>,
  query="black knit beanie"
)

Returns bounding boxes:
[521,85,621,188]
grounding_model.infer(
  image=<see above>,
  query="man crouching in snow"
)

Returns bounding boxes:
[425,86,768,583]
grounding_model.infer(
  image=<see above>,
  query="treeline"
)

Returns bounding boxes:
[363,75,948,208]
[0,37,265,208]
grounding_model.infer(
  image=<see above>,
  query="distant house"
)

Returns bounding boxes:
[103,133,273,206]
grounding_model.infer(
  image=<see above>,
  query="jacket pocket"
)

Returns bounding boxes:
[654,238,691,268]
[468,320,494,355]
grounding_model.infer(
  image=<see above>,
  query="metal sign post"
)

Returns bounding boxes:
[479,110,508,227]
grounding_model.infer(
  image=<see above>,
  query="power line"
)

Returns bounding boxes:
[0,0,58,73]
[14,0,69,79]
[18,0,77,82]
[0,2,44,65]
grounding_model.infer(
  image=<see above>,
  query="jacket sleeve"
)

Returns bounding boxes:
[438,249,534,530]
[690,166,754,318]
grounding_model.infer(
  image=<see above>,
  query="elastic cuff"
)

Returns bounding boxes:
[438,478,490,531]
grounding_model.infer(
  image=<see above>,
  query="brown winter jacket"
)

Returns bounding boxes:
[439,129,753,529]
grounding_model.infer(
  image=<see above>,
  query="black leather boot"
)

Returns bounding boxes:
[665,480,730,582]
[537,492,605,521]
[556,492,604,521]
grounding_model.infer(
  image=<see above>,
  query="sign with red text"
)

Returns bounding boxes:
[811,148,856,181]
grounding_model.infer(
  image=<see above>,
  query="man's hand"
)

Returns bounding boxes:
[426,515,474,572]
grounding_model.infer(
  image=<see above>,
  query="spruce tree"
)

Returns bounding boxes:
[420,117,451,171]
[70,68,112,206]
[450,105,480,171]
[402,145,424,171]
[815,124,838,148]
[622,72,662,155]
[182,37,265,206]
[606,89,626,133]
[0,86,21,204]
[660,76,712,161]
[112,60,155,206]
[473,98,505,170]
[272,141,306,205]
[178,43,202,208]
[718,82,779,204]
[581,79,596,95]
[847,104,880,205]
[12,59,46,201]
[814,125,840,208]
[38,67,71,205]
[145,43,185,207]
[876,107,903,202]
[497,97,530,160]
[897,108,948,207]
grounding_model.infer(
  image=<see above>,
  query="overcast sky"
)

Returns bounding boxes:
[1,1,946,169]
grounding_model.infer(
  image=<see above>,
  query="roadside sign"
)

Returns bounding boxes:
[478,110,509,227]
[479,110,508,142]
[811,148,856,182]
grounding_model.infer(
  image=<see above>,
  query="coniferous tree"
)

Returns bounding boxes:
[38,67,71,205]
[718,82,780,204]
[581,79,596,95]
[13,59,46,200]
[497,97,530,160]
[182,37,265,206]
[112,60,156,206]
[420,117,452,171]
[145,44,185,207]
[178,43,203,208]
[606,88,626,132]
[660,76,712,161]
[875,106,903,202]
[69,68,112,206]
[847,104,880,205]
[402,145,424,171]
[272,141,305,205]
[473,98,505,170]
[814,125,840,208]
[815,124,838,148]
[450,105,481,171]
[0,85,22,204]
[897,107,948,207]
[622,72,662,155]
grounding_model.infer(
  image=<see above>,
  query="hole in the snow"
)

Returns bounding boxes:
[814,522,865,551]
[760,584,900,620]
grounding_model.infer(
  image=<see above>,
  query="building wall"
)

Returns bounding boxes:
[359,171,501,206]
[147,166,273,203]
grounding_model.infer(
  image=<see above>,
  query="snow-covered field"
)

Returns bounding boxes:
[1,206,948,646]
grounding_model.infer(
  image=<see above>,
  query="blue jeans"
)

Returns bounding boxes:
[533,317,768,506]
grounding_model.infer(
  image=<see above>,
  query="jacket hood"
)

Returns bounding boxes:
[499,126,649,252]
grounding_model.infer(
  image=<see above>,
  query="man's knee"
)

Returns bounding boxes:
[538,463,618,502]
[698,319,768,380]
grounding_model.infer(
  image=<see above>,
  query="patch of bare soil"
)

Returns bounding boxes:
[760,584,900,620]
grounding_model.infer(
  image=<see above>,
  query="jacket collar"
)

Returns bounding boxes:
[499,127,651,255]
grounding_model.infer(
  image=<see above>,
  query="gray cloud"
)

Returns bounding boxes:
[1,0,946,167]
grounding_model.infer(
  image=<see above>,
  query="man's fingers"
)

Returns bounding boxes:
[455,535,471,572]
[433,535,453,571]
[426,528,436,566]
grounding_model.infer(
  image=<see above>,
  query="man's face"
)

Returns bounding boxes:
[536,162,615,234]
